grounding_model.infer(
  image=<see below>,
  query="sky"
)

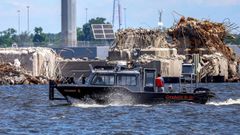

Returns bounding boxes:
[0,0,239,33]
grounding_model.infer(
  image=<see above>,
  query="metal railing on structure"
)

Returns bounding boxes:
[77,41,113,47]
[3,40,114,48]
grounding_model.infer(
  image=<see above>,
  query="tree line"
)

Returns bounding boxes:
[0,17,109,47]
[0,17,239,47]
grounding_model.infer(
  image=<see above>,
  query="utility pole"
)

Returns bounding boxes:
[27,6,30,33]
[118,1,122,29]
[112,0,122,30]
[85,8,88,24]
[112,0,116,27]
[17,10,21,35]
[124,8,127,29]
[158,9,164,30]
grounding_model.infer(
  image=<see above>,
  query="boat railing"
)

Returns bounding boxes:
[179,63,198,92]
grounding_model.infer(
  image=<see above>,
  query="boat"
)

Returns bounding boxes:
[49,64,215,104]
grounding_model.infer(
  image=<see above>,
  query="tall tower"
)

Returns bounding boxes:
[112,0,122,30]
[61,0,77,47]
[158,10,164,30]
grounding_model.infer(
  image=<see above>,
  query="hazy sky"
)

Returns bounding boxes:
[0,0,239,33]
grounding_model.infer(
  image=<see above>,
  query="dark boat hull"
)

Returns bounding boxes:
[49,83,214,104]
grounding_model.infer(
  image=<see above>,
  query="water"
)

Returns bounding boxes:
[0,83,240,135]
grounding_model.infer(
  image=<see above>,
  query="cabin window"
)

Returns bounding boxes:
[145,72,154,87]
[92,74,115,85]
[117,75,137,86]
[182,65,195,74]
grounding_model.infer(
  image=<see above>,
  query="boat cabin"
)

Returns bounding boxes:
[81,66,157,92]
[49,63,215,104]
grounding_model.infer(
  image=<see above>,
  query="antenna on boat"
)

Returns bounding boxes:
[89,64,94,72]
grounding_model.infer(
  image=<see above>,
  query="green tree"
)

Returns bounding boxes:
[0,28,17,47]
[33,27,46,46]
[44,33,61,46]
[82,17,109,41]
[77,27,85,41]
[18,31,33,47]
[34,27,43,34]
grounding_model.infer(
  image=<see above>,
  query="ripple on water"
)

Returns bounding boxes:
[207,98,240,106]
[0,84,239,134]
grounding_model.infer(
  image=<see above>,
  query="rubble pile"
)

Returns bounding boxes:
[108,28,175,61]
[136,53,184,64]
[137,54,159,64]
[0,63,48,85]
[168,17,236,61]
[0,47,58,78]
[168,17,240,81]
[112,28,170,50]
[199,53,228,78]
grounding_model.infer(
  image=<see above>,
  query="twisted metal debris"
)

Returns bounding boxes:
[168,17,236,61]
[0,63,48,85]
[109,17,239,81]
[112,28,170,50]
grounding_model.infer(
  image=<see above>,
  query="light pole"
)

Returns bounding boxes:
[124,8,127,29]
[85,8,88,24]
[158,9,163,30]
[17,10,21,35]
[27,6,30,33]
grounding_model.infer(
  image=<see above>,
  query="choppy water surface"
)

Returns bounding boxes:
[0,83,239,135]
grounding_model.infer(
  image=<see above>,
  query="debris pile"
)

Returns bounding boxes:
[109,29,176,61]
[168,17,239,80]
[136,53,184,64]
[0,63,48,85]
[168,17,236,60]
[199,53,228,79]
[112,28,170,50]
[0,47,58,78]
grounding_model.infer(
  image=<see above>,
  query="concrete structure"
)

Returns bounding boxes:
[53,46,110,59]
[61,0,77,47]
[108,48,178,61]
[0,48,58,79]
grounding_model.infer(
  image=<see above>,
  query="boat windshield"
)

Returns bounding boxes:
[117,75,137,86]
[91,74,115,85]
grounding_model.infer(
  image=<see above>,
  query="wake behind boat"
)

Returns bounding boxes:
[49,63,215,104]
